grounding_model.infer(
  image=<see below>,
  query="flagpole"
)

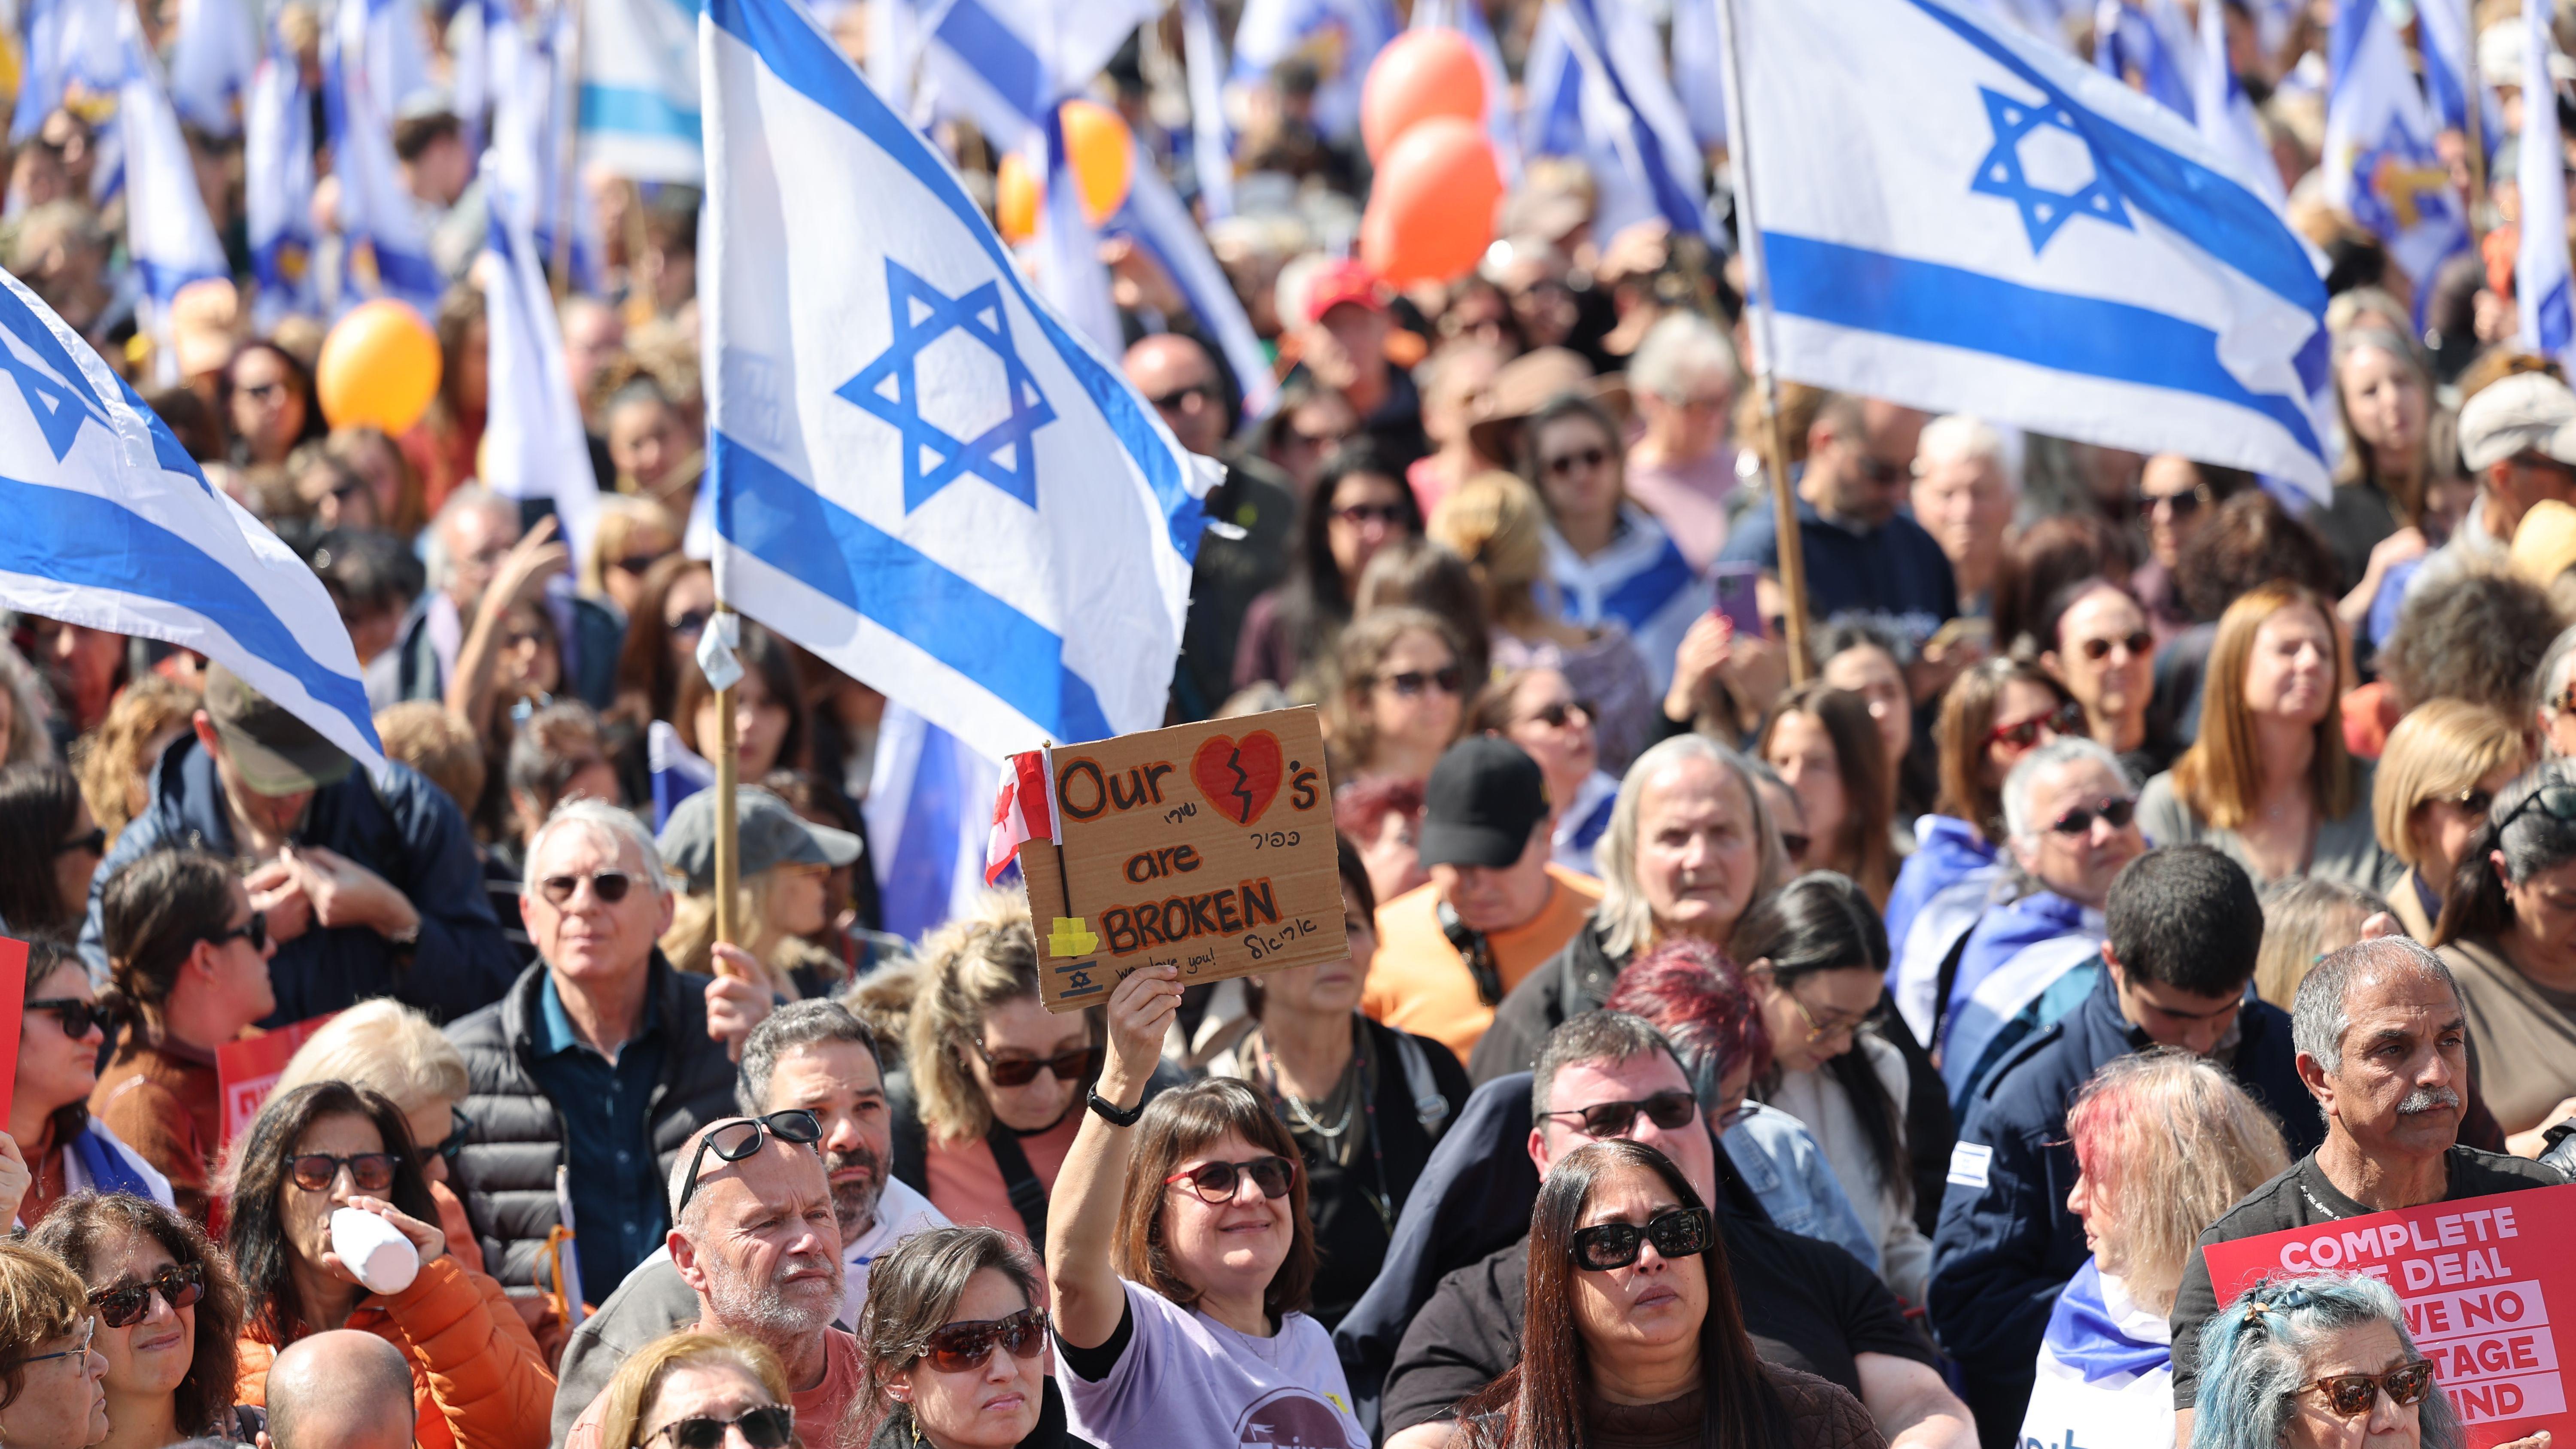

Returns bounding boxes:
[1710,0,1812,684]
[2463,33,2489,241]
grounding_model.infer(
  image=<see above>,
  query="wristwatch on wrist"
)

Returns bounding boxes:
[1086,1088,1144,1127]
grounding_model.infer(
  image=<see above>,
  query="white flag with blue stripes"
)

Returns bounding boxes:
[2194,0,2284,210]
[245,44,317,327]
[478,212,601,567]
[2093,0,2194,120]
[2322,0,2466,289]
[700,0,1215,762]
[1229,0,1397,142]
[2519,0,2573,370]
[1725,0,2332,497]
[167,0,259,135]
[1525,0,1705,238]
[0,271,381,767]
[325,0,441,309]
[121,12,228,386]
[581,0,704,182]
[864,702,1000,939]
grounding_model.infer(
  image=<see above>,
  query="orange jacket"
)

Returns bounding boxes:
[236,1255,556,1449]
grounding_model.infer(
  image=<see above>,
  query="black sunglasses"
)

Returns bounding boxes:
[1538,1089,1699,1140]
[645,1406,795,1449]
[1571,1206,1715,1272]
[1164,1154,1297,1203]
[2441,786,2495,818]
[918,1306,1049,1373]
[2047,796,2137,836]
[1376,665,1464,697]
[2132,484,2210,517]
[287,1152,400,1193]
[434,1106,473,1163]
[538,870,634,907]
[2496,781,2576,833]
[1525,699,1596,730]
[667,608,712,638]
[1543,446,1609,477]
[1147,381,1215,412]
[610,553,662,576]
[26,998,105,1039]
[54,827,104,858]
[206,911,268,953]
[2076,630,2152,662]
[1779,830,1814,861]
[1331,501,1410,526]
[89,1263,206,1328]
[2296,1360,2436,1417]
[971,1040,1101,1088]
[673,1110,822,1219]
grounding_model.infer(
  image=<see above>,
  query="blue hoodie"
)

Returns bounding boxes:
[1940,889,2102,1109]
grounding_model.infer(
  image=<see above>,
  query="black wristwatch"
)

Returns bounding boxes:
[1086,1088,1144,1127]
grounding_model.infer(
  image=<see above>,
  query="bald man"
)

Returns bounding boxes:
[261,1330,416,1449]
[1122,334,1294,717]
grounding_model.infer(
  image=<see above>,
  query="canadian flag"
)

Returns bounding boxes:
[984,750,1056,884]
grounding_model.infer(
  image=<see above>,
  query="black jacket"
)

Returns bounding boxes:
[1468,921,1623,1085]
[1279,1017,1472,1328]
[444,956,742,1294]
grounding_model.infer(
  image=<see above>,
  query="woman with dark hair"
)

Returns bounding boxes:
[1322,607,1467,787]
[2131,456,2250,644]
[223,1081,553,1449]
[1047,967,1364,1446]
[1233,442,1423,692]
[7,940,171,1230]
[2430,760,2576,1150]
[1759,684,1896,906]
[674,622,808,780]
[29,1193,251,1449]
[90,850,276,1228]
[857,1226,1078,1447]
[0,761,104,936]
[1732,875,1930,1305]
[0,1239,108,1449]
[1473,667,1619,877]
[222,342,325,468]
[1522,394,1710,702]
[614,556,716,729]
[2035,577,2167,778]
[1991,514,2136,658]
[1455,1138,1881,1449]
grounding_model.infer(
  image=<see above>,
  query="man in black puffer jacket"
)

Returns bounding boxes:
[445,800,772,1300]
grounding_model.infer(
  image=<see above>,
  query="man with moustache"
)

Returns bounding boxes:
[551,1002,948,1443]
[2164,938,2567,1444]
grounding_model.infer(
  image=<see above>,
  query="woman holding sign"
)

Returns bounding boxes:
[4,940,172,1230]
[2193,1272,2486,1449]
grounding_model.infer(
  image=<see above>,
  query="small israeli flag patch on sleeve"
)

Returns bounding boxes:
[1947,1142,1993,1191]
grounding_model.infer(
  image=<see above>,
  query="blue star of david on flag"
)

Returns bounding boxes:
[837,259,1057,513]
[1971,87,2134,254]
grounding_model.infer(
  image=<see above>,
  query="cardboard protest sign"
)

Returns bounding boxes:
[0,937,27,1126]
[216,1013,340,1145]
[2202,1184,2576,1445]
[1019,707,1345,1012]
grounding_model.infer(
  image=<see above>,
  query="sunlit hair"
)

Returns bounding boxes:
[73,673,197,844]
[2168,583,2354,831]
[1428,471,1555,629]
[1594,735,1788,960]
[2253,877,2389,1012]
[2063,1051,2288,1316]
[2370,699,2529,869]
[0,1240,87,1413]
[579,495,683,600]
[1933,658,2075,842]
[2191,1273,2461,1449]
[1113,1078,1317,1321]
[856,1227,1043,1444]
[1324,606,1467,775]
[30,1193,245,1435]
[902,891,1095,1145]
[591,1330,790,1449]
[270,998,471,1118]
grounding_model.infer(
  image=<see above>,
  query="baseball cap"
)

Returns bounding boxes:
[1303,260,1387,327]
[2458,372,2576,472]
[657,786,861,893]
[203,665,353,796]
[1417,737,1551,871]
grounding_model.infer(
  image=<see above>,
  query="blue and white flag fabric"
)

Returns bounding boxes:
[0,270,382,768]
[580,0,703,182]
[1722,0,2333,499]
[120,11,228,386]
[1106,155,1280,419]
[245,44,317,328]
[488,0,600,292]
[2518,0,2572,371]
[2416,0,2479,137]
[1229,0,1397,143]
[865,704,1001,940]
[2194,0,2285,210]
[1669,0,1728,150]
[13,0,122,145]
[1541,0,1704,238]
[647,719,714,828]
[325,0,441,310]
[2093,0,2194,121]
[167,0,259,135]
[479,211,602,568]
[2324,0,2467,290]
[1036,112,1121,355]
[2019,1260,2177,1449]
[700,0,1215,764]
[1178,0,1233,220]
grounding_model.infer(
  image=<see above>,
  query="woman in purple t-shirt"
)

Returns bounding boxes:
[1046,965,1369,1449]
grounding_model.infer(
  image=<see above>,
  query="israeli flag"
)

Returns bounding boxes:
[2195,0,2285,210]
[2019,1260,2177,1449]
[1230,0,1398,142]
[478,211,601,568]
[1108,158,1280,419]
[1722,0,2333,498]
[2416,0,2482,138]
[488,0,599,292]
[121,12,228,386]
[2323,0,2466,289]
[167,0,259,135]
[581,0,704,182]
[325,0,441,309]
[2093,0,2194,121]
[701,0,1214,764]
[865,703,1000,939]
[0,270,381,767]
[13,0,122,145]
[647,720,714,828]
[245,45,317,328]
[2519,0,2572,369]
[1527,0,1706,238]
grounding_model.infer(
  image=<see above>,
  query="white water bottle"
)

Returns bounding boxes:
[330,1208,419,1295]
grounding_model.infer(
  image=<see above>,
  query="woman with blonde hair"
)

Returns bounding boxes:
[2252,878,2394,1012]
[270,998,480,1269]
[857,1227,1077,1447]
[1321,607,1467,787]
[2370,699,2531,940]
[2020,1050,2291,1449]
[588,1330,793,1449]
[580,497,683,619]
[0,1239,109,1449]
[2138,582,2400,892]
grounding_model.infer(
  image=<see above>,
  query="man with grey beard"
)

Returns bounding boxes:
[2164,938,2567,1443]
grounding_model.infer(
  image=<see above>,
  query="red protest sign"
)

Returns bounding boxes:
[0,937,27,1127]
[2202,1184,2576,1446]
[215,1014,338,1146]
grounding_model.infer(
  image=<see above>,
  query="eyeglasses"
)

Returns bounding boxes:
[971,1040,1102,1088]
[89,1264,206,1328]
[1570,1207,1714,1272]
[1331,502,1410,527]
[287,1152,400,1193]
[1164,1154,1297,1203]
[2047,796,2137,836]
[1775,987,1870,1044]
[2495,781,2576,833]
[919,1306,1050,1373]
[433,1107,473,1164]
[667,608,712,638]
[1778,830,1813,860]
[644,1406,796,1449]
[2132,484,2211,518]
[1987,701,2084,750]
[26,998,105,1038]
[2292,1360,2437,1418]
[1543,446,1609,477]
[1376,666,1464,697]
[1148,382,1215,413]
[538,870,635,908]
[55,827,104,858]
[206,911,268,953]
[672,1110,822,1219]
[2438,787,2495,818]
[1538,1089,1700,1140]
[1522,699,1595,730]
[2076,630,2153,663]
[6,1317,94,1370]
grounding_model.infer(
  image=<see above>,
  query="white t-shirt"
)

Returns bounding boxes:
[841,1176,948,1328]
[1063,1279,1367,1449]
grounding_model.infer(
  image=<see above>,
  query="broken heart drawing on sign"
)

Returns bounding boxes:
[1191,730,1284,826]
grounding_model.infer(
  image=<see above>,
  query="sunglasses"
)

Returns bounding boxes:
[55,827,104,858]
[287,1152,401,1193]
[2132,484,2211,517]
[1543,446,1609,477]
[89,1263,206,1328]
[2047,796,2137,836]
[206,912,268,953]
[2496,781,2576,832]
[2076,630,2153,663]
[1570,1206,1715,1272]
[609,553,662,576]
[673,1110,822,1219]
[1376,666,1464,697]
[972,1040,1102,1088]
[2439,787,2495,818]
[1164,1154,1297,1204]
[918,1306,1050,1374]
[1148,382,1215,412]
[8,1317,93,1370]
[645,1406,795,1449]
[27,998,105,1039]
[2293,1360,2436,1418]
[538,870,635,908]
[1523,699,1595,730]
[668,608,712,638]
[434,1106,473,1164]
[1332,502,1410,527]
[1778,829,1813,860]
[1987,701,2084,750]
[1538,1089,1700,1140]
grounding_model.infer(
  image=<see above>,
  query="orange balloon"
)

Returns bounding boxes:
[1059,99,1133,225]
[1361,118,1502,286]
[316,299,441,434]
[1361,28,1486,161]
[996,151,1040,243]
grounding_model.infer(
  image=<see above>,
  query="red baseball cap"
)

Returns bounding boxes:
[1304,260,1387,326]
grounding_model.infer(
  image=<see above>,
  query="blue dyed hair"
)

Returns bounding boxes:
[2191,1273,2462,1449]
